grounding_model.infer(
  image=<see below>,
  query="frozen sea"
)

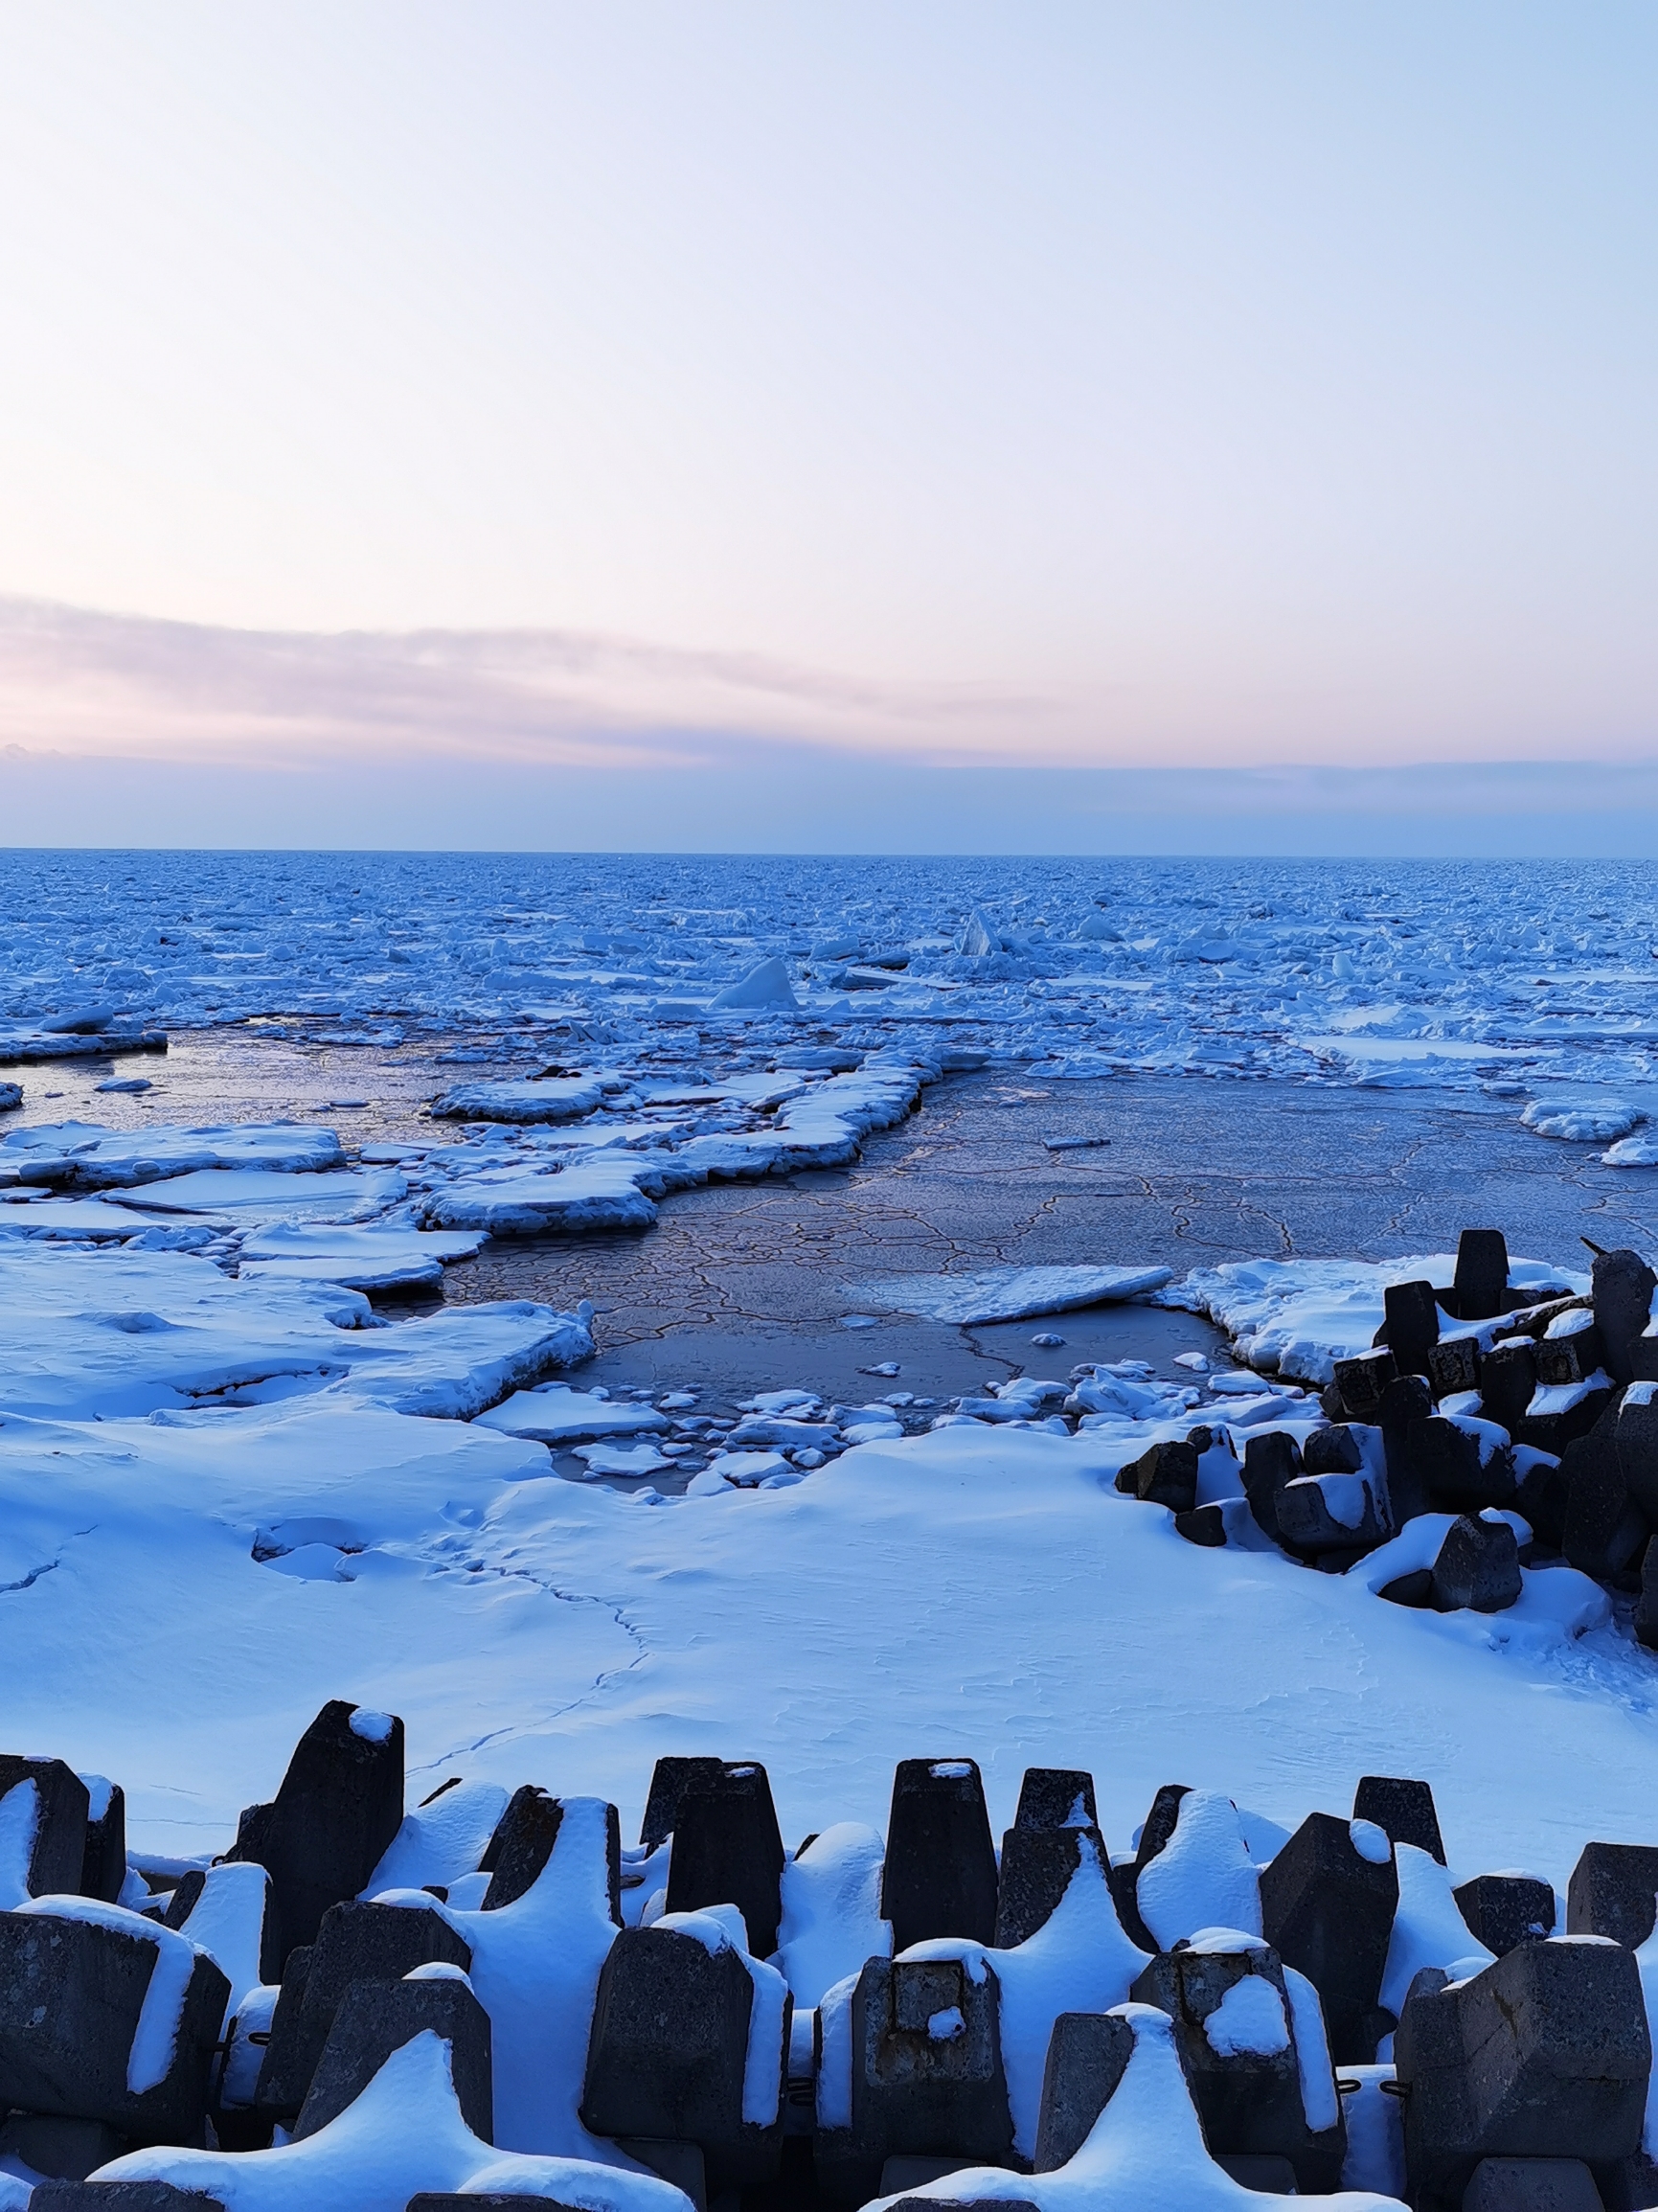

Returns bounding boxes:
[5,847,1658,1097]
[6,849,1658,1920]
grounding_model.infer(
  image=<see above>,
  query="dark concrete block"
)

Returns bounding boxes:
[1601,2148,1658,2209]
[639,1754,725,1852]
[29,2190,228,2211]
[1126,1438,1198,1513]
[1617,1386,1658,1523]
[224,1700,404,1962]
[1384,1279,1442,1378]
[1455,1874,1556,1955]
[580,1923,787,2190]
[247,1942,311,2117]
[0,2112,130,2181]
[406,2201,585,2211]
[1215,2154,1301,2192]
[1462,2158,1605,2211]
[1132,1783,1191,1877]
[1174,1502,1229,1548]
[1430,1336,1484,1402]
[1523,1381,1618,1460]
[849,1954,1012,2178]
[1517,1451,1571,1553]
[1381,1567,1436,1608]
[1396,1939,1648,2207]
[613,2138,707,2211]
[1635,1539,1658,1652]
[1033,2010,1134,2170]
[1595,1251,1658,1387]
[1278,1470,1387,1556]
[1563,1433,1648,1584]
[663,1761,785,1958]
[1455,1231,1511,1324]
[879,2154,979,2191]
[79,1779,126,1906]
[1380,1374,1436,1524]
[1334,1349,1398,1420]
[994,1825,1102,1949]
[1480,1340,1538,1435]
[1354,1776,1445,1864]
[883,2202,1038,2212]
[1261,1811,1398,2064]
[1538,1318,1607,1388]
[1304,1425,1365,1476]
[1432,1515,1523,1613]
[1013,1767,1098,1832]
[1106,1855,1157,1955]
[481,1790,621,1923]
[295,1973,492,2140]
[479,1784,558,1903]
[0,1911,230,2143]
[1412,1418,1517,1514]
[878,1759,998,1954]
[255,1901,469,2118]
[0,1756,90,1897]
[1130,1943,1345,2194]
[1567,1842,1658,1951]
[1241,1430,1303,1545]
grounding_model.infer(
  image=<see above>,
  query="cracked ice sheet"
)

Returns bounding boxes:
[125,1165,407,1218]
[5,1415,1652,1891]
[1156,1254,1589,1383]
[843,1265,1173,1325]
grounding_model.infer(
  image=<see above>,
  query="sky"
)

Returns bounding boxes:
[0,3,1652,851]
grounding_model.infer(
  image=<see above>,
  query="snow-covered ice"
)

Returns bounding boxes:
[1159,1254,1586,1383]
[8,850,1658,1099]
[844,1265,1174,1326]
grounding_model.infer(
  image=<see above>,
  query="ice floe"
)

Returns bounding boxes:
[9,851,1658,1099]
[1522,1097,1645,1141]
[0,1244,592,1421]
[1,1119,346,1189]
[1158,1255,1587,1384]
[844,1265,1174,1326]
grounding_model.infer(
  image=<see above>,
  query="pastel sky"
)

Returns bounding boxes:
[0,4,1653,845]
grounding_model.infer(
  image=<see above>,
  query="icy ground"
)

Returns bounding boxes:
[8,850,1658,1095]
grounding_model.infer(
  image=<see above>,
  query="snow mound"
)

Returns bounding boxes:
[708,955,799,1010]
[1604,1134,1658,1167]
[1522,1098,1644,1142]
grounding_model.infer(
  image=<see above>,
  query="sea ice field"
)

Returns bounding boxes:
[9,852,1658,2208]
